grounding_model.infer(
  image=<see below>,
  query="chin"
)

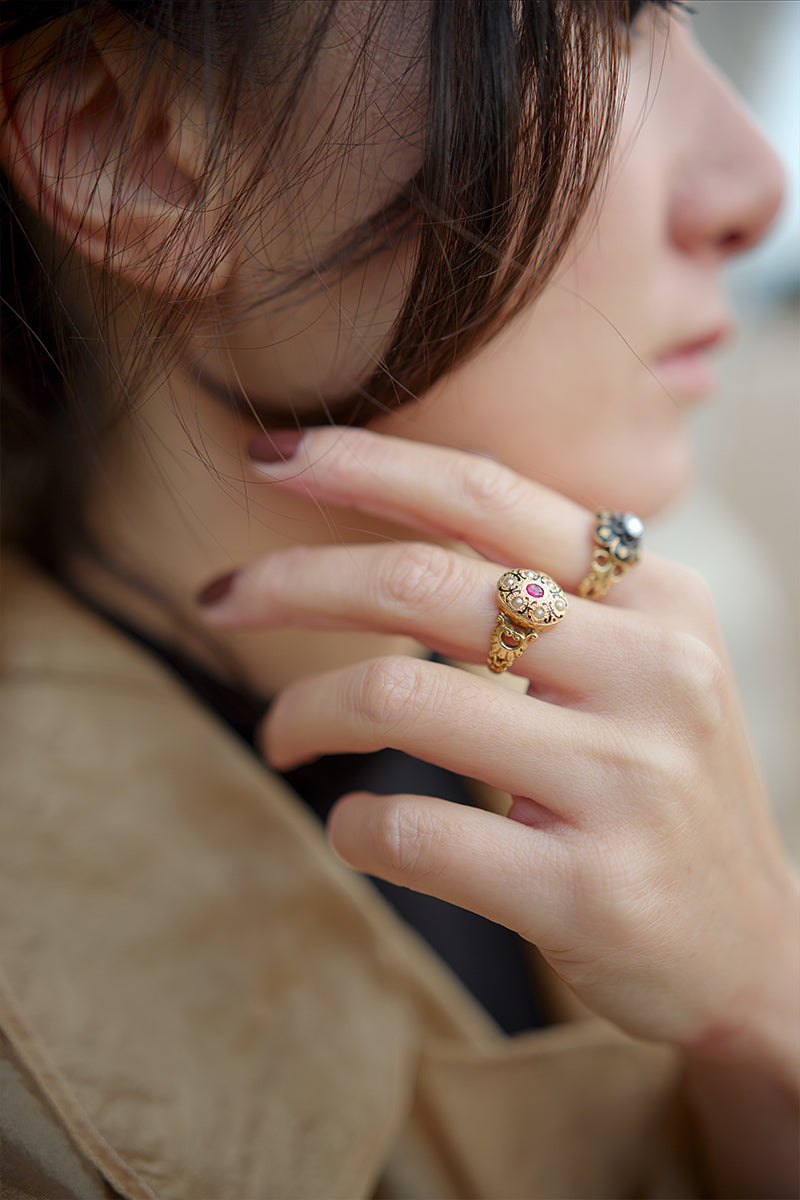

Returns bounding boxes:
[559,442,695,520]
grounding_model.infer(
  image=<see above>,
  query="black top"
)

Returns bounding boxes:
[76,597,546,1034]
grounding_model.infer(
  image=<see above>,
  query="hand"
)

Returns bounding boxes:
[199,426,799,1061]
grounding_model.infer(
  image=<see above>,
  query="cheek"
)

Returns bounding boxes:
[377,306,693,517]
[376,134,682,513]
[384,298,637,457]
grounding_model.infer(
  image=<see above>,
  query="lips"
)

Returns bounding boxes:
[651,323,733,399]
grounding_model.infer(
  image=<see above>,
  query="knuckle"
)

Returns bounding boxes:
[352,655,425,732]
[310,426,376,483]
[377,542,457,611]
[640,736,695,800]
[594,715,681,782]
[659,630,727,733]
[671,562,712,602]
[660,562,717,623]
[623,623,727,737]
[371,799,443,885]
[591,719,696,814]
[591,639,726,799]
[456,457,530,519]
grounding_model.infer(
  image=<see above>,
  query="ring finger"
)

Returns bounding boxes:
[262,652,601,819]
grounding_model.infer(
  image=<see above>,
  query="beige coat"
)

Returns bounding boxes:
[0,553,701,1199]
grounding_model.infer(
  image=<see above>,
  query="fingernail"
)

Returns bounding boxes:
[248,430,303,465]
[196,569,238,607]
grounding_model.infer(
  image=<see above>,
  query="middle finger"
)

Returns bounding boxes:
[199,538,651,702]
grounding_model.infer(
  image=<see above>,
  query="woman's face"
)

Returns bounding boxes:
[201,4,782,523]
[371,9,784,517]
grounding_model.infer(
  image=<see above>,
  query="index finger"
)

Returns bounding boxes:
[247,426,598,591]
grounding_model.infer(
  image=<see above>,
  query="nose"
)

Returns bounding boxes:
[668,43,785,261]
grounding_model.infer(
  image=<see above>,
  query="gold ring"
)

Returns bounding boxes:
[487,569,568,673]
[578,509,644,600]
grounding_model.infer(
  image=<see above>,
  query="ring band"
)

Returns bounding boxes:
[578,509,644,600]
[488,569,568,673]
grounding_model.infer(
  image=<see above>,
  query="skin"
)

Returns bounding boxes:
[1,3,798,1194]
[378,12,783,516]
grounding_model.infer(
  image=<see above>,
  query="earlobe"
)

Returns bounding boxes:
[0,22,236,297]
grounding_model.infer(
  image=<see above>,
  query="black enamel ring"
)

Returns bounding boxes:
[578,510,645,600]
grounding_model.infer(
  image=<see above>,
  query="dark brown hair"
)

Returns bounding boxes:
[1,0,631,577]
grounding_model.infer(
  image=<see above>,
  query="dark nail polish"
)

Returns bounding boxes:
[196,570,237,607]
[248,430,303,464]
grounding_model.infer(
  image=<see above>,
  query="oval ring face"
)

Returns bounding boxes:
[496,569,568,629]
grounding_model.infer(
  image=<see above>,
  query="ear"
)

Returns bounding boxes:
[0,19,237,296]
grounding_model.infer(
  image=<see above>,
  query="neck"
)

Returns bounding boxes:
[66,364,420,696]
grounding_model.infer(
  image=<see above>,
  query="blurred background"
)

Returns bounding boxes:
[650,1,799,854]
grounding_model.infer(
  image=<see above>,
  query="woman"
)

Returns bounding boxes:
[0,1,797,1197]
